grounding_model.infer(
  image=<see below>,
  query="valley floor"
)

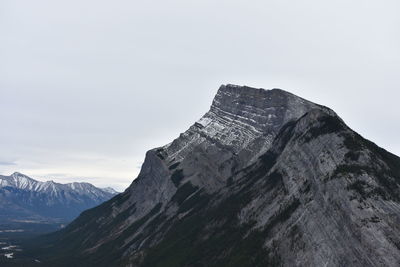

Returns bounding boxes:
[0,220,65,266]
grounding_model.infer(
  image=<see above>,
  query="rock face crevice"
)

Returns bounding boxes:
[28,84,400,267]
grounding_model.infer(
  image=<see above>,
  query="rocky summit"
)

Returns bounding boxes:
[26,85,400,266]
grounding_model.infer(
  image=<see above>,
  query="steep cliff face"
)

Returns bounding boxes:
[28,85,400,267]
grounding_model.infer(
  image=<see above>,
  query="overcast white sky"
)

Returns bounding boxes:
[1,0,399,191]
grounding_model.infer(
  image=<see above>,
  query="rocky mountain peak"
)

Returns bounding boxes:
[212,84,293,108]
[11,171,34,180]
[121,85,339,229]
[212,84,315,114]
[163,84,329,164]
[27,85,400,267]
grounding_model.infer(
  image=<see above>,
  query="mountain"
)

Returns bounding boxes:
[26,85,400,266]
[0,172,118,223]
[101,187,119,195]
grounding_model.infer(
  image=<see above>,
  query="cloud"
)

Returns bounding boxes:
[0,161,16,166]
[0,0,399,191]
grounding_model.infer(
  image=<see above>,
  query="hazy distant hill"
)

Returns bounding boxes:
[0,172,118,223]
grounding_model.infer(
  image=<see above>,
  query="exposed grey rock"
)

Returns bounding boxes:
[28,84,400,267]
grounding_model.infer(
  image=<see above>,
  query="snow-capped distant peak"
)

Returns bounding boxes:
[0,172,118,222]
[8,172,39,191]
[0,172,117,197]
[101,187,119,194]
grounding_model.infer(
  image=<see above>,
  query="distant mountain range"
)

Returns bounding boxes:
[0,172,118,223]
